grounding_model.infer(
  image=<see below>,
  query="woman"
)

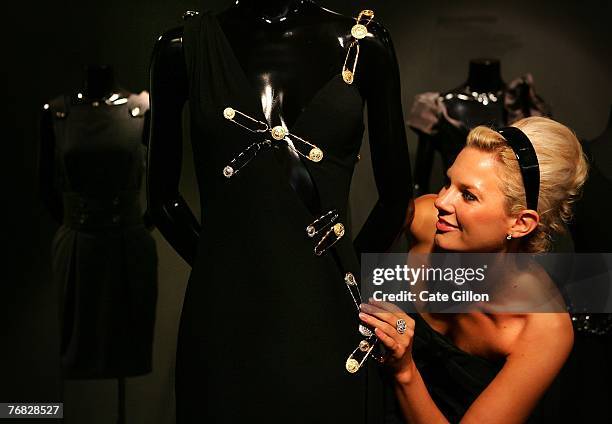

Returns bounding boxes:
[360,117,588,423]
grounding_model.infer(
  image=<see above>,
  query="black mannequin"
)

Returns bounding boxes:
[588,105,612,180]
[41,65,120,220]
[148,0,413,266]
[559,107,612,423]
[443,58,506,128]
[569,104,612,254]
[40,65,155,238]
[149,2,412,422]
[40,65,156,424]
[411,58,507,195]
[40,65,142,220]
[81,65,122,101]
[465,58,505,91]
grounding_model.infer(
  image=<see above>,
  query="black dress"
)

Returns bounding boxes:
[409,314,504,423]
[47,92,157,379]
[384,316,565,423]
[178,11,390,423]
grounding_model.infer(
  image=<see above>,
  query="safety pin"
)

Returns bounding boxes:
[222,140,272,178]
[344,272,363,312]
[224,107,324,163]
[345,336,384,374]
[344,272,376,337]
[223,107,269,133]
[306,209,339,238]
[313,222,345,256]
[342,9,374,85]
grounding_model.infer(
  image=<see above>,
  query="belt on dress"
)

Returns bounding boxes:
[62,190,143,230]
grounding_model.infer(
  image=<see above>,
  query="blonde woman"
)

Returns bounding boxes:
[360,117,588,423]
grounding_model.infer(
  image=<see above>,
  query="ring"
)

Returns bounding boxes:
[396,319,407,335]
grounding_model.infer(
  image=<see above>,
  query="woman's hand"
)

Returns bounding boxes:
[359,299,416,383]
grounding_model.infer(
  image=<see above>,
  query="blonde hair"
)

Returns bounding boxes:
[466,117,589,253]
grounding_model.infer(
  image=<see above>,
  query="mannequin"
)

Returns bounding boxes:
[443,58,506,128]
[148,0,412,264]
[570,105,612,254]
[82,65,123,100]
[148,1,412,422]
[410,59,505,196]
[39,64,157,379]
[569,104,612,313]
[41,65,126,221]
[408,58,550,196]
[558,106,612,423]
[586,105,612,181]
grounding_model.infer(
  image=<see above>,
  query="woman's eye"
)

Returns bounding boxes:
[462,191,476,201]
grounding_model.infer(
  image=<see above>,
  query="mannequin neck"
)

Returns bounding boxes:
[235,0,313,22]
[83,65,120,99]
[465,59,505,93]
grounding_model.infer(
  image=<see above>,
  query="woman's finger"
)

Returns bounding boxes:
[359,312,398,341]
[360,302,397,323]
[362,302,416,331]
[368,299,405,314]
[373,325,399,352]
[369,298,415,330]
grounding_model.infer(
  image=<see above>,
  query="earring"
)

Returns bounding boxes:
[506,234,512,240]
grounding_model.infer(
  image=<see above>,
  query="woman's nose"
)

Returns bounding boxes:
[434,186,456,214]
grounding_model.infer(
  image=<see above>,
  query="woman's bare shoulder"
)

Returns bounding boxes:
[462,310,573,422]
[408,194,438,251]
[506,310,574,360]
[494,261,568,313]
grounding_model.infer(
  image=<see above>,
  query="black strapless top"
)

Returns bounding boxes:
[410,314,504,423]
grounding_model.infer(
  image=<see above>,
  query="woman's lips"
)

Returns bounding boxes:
[436,218,459,232]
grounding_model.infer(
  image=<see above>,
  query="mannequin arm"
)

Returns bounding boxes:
[354,23,414,255]
[412,132,435,197]
[140,111,156,232]
[39,108,64,223]
[148,26,201,266]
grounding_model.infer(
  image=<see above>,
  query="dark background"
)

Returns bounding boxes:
[5,0,611,422]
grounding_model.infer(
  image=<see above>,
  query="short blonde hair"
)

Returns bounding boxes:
[466,117,589,253]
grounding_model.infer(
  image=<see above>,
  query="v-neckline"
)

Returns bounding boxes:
[209,11,350,131]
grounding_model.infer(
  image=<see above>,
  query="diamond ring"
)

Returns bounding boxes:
[396,319,407,335]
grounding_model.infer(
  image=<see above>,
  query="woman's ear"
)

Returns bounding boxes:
[509,210,540,239]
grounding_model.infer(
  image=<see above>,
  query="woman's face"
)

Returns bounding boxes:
[434,147,516,252]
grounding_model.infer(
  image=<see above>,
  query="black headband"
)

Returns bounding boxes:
[497,126,540,211]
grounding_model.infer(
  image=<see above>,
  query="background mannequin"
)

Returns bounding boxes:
[443,58,506,128]
[40,65,127,221]
[408,58,550,196]
[566,104,612,334]
[148,1,413,422]
[570,105,612,254]
[82,65,126,102]
[39,64,157,382]
[559,105,612,422]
